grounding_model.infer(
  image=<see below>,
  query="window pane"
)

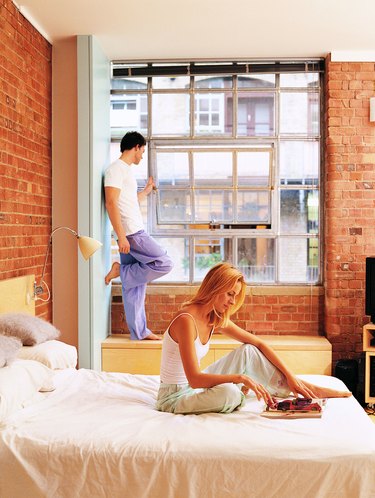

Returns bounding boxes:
[280,92,320,136]
[194,238,232,281]
[279,237,319,283]
[237,151,271,186]
[194,152,232,186]
[158,190,192,223]
[195,190,233,222]
[237,74,275,88]
[152,94,190,135]
[156,152,189,186]
[110,93,148,137]
[195,93,232,135]
[111,78,147,90]
[152,76,190,89]
[280,189,319,234]
[195,76,232,89]
[237,92,275,136]
[237,191,270,223]
[280,73,319,88]
[153,237,189,282]
[279,141,319,185]
[238,238,275,283]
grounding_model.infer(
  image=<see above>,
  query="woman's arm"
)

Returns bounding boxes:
[171,315,273,404]
[221,320,316,399]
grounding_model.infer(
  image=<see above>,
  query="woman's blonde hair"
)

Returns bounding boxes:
[184,262,246,329]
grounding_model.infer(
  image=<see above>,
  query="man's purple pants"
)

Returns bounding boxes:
[120,230,173,340]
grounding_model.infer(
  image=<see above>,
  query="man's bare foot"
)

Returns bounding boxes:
[105,262,120,285]
[144,332,162,340]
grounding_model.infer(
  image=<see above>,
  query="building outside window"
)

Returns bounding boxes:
[110,60,323,285]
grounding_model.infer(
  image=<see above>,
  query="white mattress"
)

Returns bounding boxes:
[1,369,375,498]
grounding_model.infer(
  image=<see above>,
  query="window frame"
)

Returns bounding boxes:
[110,59,324,285]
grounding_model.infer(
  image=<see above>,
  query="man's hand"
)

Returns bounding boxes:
[142,176,156,196]
[118,235,130,254]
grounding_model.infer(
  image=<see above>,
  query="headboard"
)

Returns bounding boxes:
[0,275,35,316]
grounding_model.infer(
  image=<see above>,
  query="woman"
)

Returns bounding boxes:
[156,262,351,415]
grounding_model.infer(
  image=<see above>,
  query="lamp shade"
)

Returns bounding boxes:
[78,236,103,260]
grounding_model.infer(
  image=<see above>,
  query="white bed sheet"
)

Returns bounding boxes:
[0,369,375,498]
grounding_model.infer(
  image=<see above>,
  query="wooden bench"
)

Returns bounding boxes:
[102,334,332,375]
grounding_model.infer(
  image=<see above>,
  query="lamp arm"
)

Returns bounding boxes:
[39,226,79,284]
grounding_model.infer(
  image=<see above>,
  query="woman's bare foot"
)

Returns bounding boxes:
[105,262,120,285]
[144,332,162,340]
[303,380,352,398]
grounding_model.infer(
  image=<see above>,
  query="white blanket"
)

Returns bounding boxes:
[1,369,375,498]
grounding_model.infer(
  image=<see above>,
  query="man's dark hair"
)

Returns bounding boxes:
[120,131,146,152]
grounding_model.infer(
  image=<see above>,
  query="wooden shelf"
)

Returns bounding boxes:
[363,323,375,352]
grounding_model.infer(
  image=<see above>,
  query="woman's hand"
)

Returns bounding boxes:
[287,376,316,399]
[239,375,274,405]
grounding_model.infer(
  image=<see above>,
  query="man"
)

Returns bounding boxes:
[104,131,173,340]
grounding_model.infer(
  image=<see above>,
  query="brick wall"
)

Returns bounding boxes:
[0,0,52,319]
[111,286,324,337]
[324,56,375,363]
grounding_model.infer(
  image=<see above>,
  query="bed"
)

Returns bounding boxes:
[0,276,375,498]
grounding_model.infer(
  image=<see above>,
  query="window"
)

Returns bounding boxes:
[110,60,323,284]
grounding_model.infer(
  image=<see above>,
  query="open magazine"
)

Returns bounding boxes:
[261,397,327,419]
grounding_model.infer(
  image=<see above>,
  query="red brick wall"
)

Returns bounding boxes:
[325,56,375,363]
[0,0,52,319]
[111,289,323,337]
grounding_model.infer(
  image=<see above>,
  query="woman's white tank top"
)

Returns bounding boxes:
[159,312,213,385]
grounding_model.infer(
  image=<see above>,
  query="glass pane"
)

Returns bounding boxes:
[110,93,148,137]
[195,76,232,89]
[156,152,189,186]
[280,92,320,136]
[111,78,147,90]
[237,92,275,136]
[237,74,275,88]
[194,238,233,282]
[237,191,270,223]
[237,151,271,186]
[157,190,192,223]
[152,94,190,135]
[194,152,232,186]
[279,141,319,185]
[237,238,275,283]
[153,237,189,282]
[280,189,319,234]
[280,73,319,88]
[152,76,190,89]
[195,93,232,135]
[109,142,148,186]
[279,237,319,283]
[195,190,233,222]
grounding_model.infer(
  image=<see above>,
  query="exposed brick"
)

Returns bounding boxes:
[0,0,52,319]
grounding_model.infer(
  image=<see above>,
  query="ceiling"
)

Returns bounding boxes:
[13,0,375,61]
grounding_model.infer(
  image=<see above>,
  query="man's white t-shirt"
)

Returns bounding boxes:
[104,158,144,235]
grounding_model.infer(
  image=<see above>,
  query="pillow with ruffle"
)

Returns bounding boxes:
[0,313,60,346]
[17,340,77,370]
[0,335,22,368]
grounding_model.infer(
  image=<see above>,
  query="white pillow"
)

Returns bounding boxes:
[0,335,22,367]
[0,313,60,346]
[0,359,54,422]
[17,340,78,369]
